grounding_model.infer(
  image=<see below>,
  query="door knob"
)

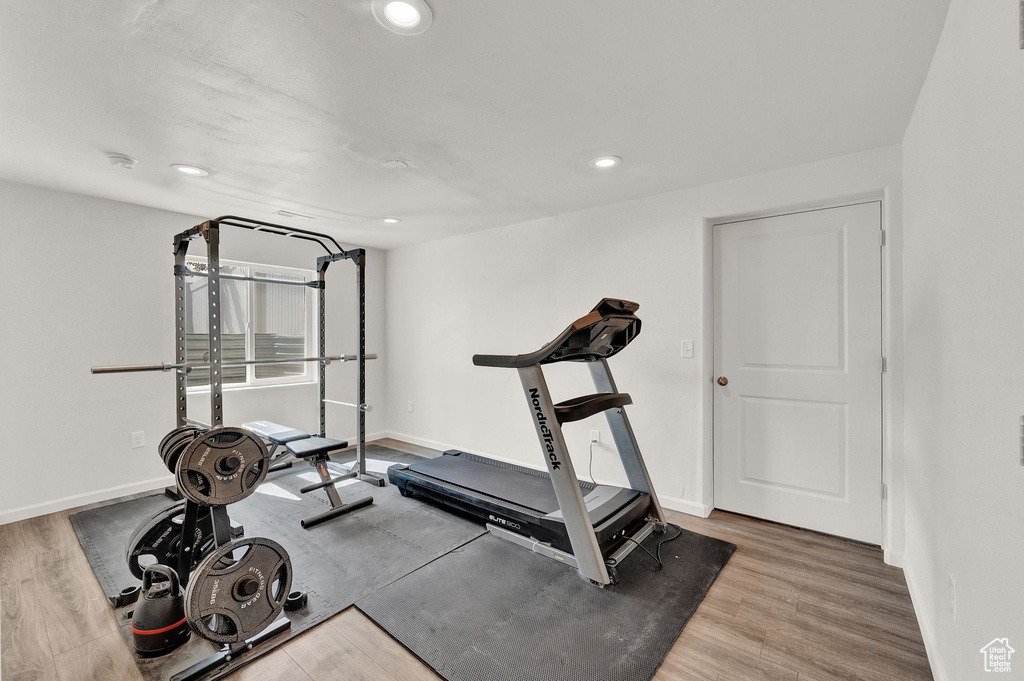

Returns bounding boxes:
[717,376,729,386]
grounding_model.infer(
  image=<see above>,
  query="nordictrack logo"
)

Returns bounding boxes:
[529,387,561,470]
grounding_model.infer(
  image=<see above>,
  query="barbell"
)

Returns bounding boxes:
[91,354,377,375]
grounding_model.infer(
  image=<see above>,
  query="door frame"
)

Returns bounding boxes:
[700,190,905,565]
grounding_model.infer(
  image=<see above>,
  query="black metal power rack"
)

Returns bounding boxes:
[93,215,383,486]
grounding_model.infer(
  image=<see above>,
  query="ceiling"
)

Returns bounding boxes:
[0,0,950,249]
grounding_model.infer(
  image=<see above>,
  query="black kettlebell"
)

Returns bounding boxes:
[131,565,190,657]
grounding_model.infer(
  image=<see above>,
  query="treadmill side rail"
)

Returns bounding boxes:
[588,358,667,526]
[605,520,659,568]
[488,520,660,587]
[486,523,579,570]
[517,364,611,585]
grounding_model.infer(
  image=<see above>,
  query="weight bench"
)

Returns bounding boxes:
[242,421,374,528]
[288,436,373,528]
[242,420,310,472]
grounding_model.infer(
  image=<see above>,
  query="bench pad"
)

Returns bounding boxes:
[242,421,311,444]
[286,436,349,458]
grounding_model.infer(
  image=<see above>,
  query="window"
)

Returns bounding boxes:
[184,258,314,389]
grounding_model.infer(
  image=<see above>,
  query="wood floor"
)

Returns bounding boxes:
[0,438,932,681]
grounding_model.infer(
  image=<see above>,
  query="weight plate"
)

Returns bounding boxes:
[175,427,269,506]
[163,427,195,455]
[184,537,292,644]
[159,426,201,462]
[161,431,188,469]
[124,502,220,581]
[158,427,185,459]
[164,430,203,474]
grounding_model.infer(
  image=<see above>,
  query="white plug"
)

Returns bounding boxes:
[590,430,600,444]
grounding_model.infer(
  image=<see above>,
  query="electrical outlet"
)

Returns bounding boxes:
[407,400,414,413]
[948,574,957,622]
[680,340,694,358]
[130,431,145,449]
[590,430,600,444]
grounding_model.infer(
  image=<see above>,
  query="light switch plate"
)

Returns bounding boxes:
[680,340,694,358]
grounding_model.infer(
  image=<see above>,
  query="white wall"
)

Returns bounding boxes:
[901,1,1024,679]
[0,180,387,523]
[385,145,904,532]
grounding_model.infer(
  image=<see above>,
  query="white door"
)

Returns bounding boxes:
[713,202,883,544]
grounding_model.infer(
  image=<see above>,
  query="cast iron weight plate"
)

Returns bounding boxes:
[163,427,204,473]
[176,427,269,506]
[184,536,292,644]
[125,501,218,581]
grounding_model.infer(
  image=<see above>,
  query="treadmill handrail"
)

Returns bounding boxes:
[472,353,520,368]
[553,392,632,424]
[472,299,640,368]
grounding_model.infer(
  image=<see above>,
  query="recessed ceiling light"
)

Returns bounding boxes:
[589,155,622,169]
[105,152,137,169]
[171,163,210,177]
[386,2,419,26]
[381,217,401,224]
[381,159,411,170]
[372,0,432,35]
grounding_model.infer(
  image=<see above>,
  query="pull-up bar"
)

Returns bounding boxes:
[176,215,347,257]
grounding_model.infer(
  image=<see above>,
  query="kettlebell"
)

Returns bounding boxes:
[131,565,190,657]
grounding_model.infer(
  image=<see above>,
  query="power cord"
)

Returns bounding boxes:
[587,442,597,485]
[619,523,684,569]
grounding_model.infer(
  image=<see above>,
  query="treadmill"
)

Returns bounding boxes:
[388,299,667,585]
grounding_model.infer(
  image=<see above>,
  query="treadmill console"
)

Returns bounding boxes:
[473,298,641,368]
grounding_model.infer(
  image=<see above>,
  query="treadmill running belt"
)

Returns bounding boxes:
[405,453,578,515]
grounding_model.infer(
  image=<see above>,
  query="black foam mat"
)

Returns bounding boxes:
[69,445,485,681]
[358,527,736,681]
[71,442,735,681]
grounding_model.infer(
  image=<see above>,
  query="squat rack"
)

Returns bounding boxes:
[92,215,383,485]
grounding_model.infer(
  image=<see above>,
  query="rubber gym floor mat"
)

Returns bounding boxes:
[69,444,486,681]
[358,527,736,681]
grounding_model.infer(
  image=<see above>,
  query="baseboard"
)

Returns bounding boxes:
[382,431,553,472]
[659,496,713,518]
[0,474,175,525]
[884,548,905,568]
[344,431,390,448]
[378,430,463,454]
[0,433,392,525]
[381,431,711,518]
[903,555,947,681]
